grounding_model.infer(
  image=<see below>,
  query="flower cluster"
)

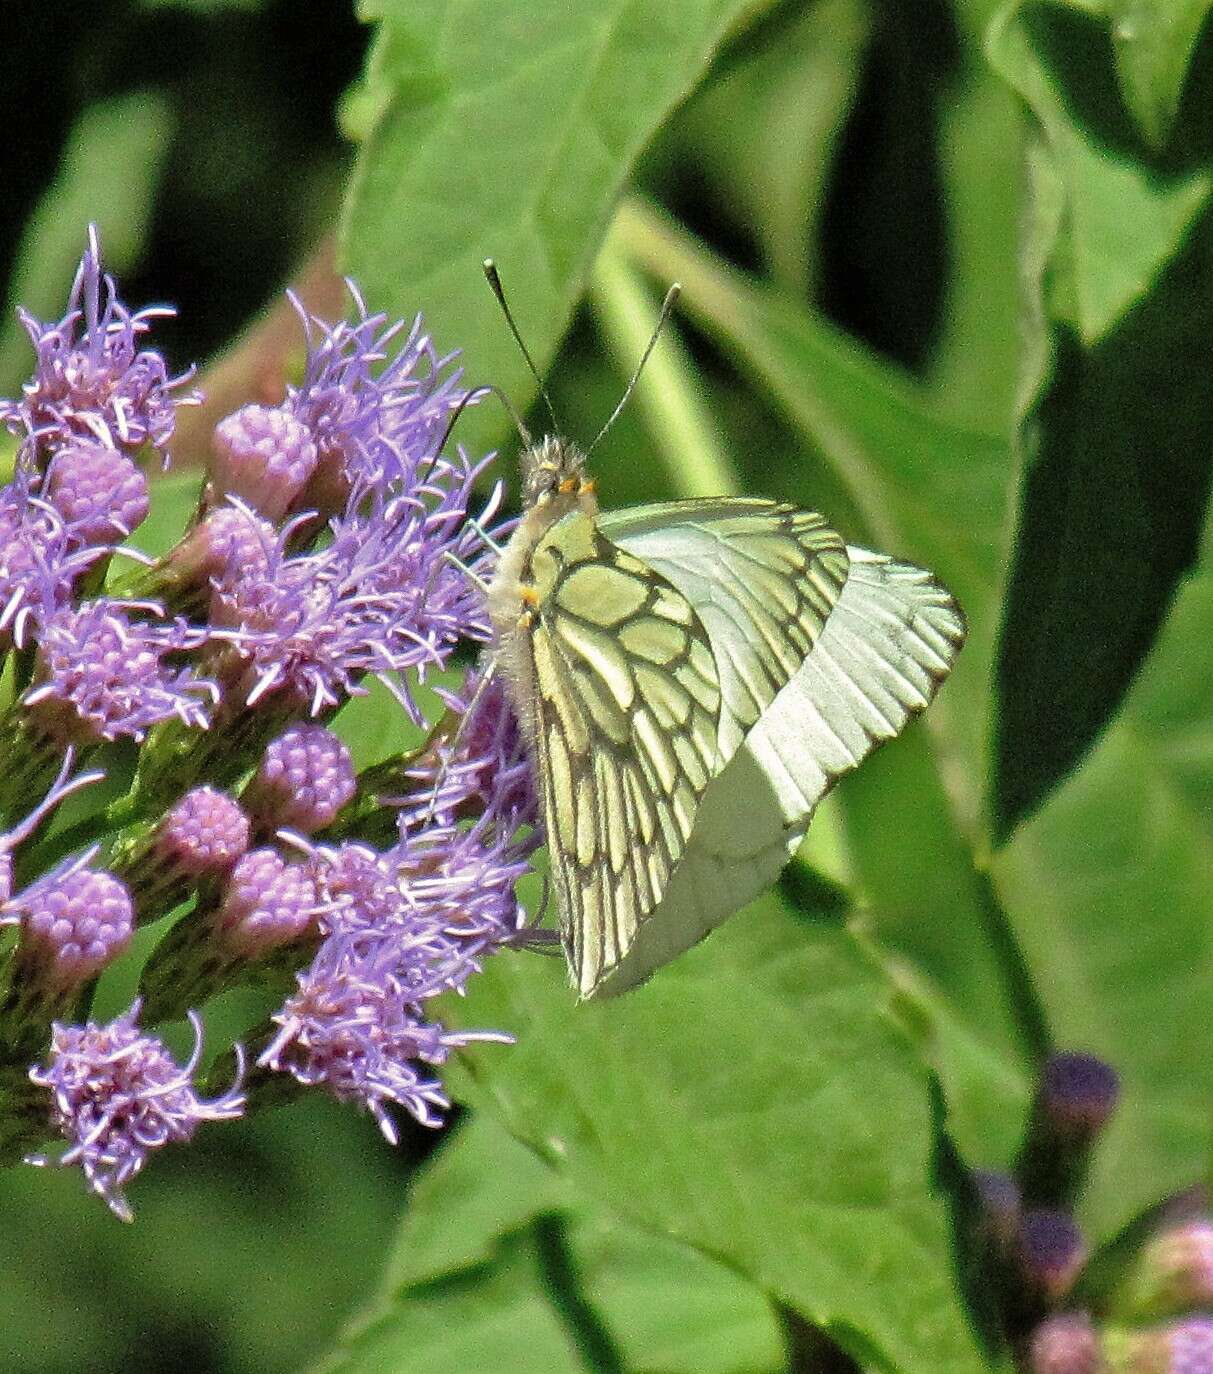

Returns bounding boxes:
[969,1052,1213,1373]
[0,230,544,1220]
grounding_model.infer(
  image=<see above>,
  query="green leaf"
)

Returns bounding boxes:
[992,559,1213,1235]
[441,895,1000,1374]
[925,24,1025,429]
[840,730,1037,1161]
[336,1113,784,1374]
[0,92,174,394]
[382,1113,574,1290]
[987,4,1211,346]
[342,0,773,456]
[986,3,1213,839]
[1107,0,1213,149]
[657,0,873,296]
[322,1230,588,1374]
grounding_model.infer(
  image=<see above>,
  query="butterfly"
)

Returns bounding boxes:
[481,268,966,999]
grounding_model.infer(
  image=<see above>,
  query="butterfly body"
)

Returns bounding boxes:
[487,437,966,999]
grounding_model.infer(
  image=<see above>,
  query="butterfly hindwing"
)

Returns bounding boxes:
[522,508,722,995]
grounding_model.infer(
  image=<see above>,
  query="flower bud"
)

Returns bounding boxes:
[1040,1053,1120,1139]
[164,503,274,600]
[1028,1312,1104,1374]
[217,848,319,958]
[246,724,355,835]
[17,867,133,990]
[1018,1051,1120,1209]
[1019,1209,1088,1306]
[112,787,253,928]
[156,787,251,877]
[209,404,318,521]
[44,441,150,544]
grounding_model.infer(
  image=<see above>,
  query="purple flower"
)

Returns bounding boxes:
[247,723,355,834]
[25,598,218,743]
[3,226,196,460]
[171,501,276,594]
[217,848,320,958]
[1018,1209,1087,1303]
[260,933,509,1139]
[211,458,501,719]
[13,865,134,990]
[0,476,106,649]
[209,404,318,521]
[27,1004,245,1221]
[155,787,251,877]
[1027,1312,1101,1374]
[284,288,472,507]
[1166,1316,1213,1373]
[1039,1052,1120,1138]
[398,670,537,830]
[44,440,150,545]
[260,676,543,1135]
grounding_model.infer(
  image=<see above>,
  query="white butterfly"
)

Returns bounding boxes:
[481,266,965,998]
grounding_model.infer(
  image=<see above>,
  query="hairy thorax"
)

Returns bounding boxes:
[487,435,600,741]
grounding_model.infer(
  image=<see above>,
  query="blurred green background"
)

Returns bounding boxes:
[5,0,1213,1371]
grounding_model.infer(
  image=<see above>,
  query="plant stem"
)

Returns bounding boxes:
[588,236,740,499]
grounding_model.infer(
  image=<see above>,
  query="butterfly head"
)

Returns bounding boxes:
[520,435,597,515]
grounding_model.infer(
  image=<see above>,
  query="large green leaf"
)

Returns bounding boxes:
[341,0,772,456]
[840,730,1037,1162]
[986,3,1213,840]
[440,894,1001,1374]
[320,1230,588,1374]
[992,557,1213,1237]
[348,1113,785,1374]
[330,1112,782,1374]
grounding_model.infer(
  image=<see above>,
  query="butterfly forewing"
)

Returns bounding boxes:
[522,508,723,995]
[600,499,850,756]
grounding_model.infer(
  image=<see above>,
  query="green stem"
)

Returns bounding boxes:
[588,239,740,500]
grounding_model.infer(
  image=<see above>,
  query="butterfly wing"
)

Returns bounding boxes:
[517,509,723,996]
[598,499,850,756]
[596,501,966,996]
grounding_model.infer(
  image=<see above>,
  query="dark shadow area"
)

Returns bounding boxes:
[993,193,1213,837]
[816,0,958,372]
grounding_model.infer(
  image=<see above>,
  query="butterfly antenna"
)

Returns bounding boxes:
[442,550,491,596]
[587,282,681,455]
[483,259,558,438]
[430,385,493,465]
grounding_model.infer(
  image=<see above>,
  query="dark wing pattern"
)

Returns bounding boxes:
[523,509,722,996]
[600,499,850,755]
